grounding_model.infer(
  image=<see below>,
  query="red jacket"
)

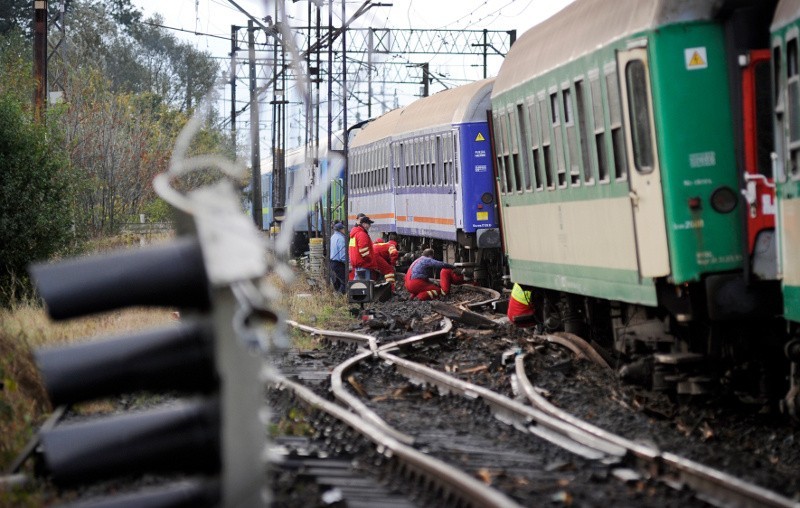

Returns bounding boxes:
[373,240,398,265]
[349,225,375,269]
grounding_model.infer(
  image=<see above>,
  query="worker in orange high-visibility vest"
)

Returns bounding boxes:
[507,283,536,327]
[348,215,395,287]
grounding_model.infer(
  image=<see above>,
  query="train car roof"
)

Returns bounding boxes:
[350,78,495,148]
[349,107,405,149]
[393,78,495,136]
[493,0,737,98]
[772,0,800,31]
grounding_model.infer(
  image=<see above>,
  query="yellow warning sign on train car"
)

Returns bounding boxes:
[685,47,707,70]
[475,132,486,142]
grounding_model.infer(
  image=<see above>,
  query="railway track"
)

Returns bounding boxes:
[279,286,800,507]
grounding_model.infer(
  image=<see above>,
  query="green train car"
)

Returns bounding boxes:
[771,0,800,415]
[492,0,788,403]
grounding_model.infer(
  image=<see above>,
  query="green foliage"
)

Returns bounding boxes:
[0,95,76,305]
[0,0,31,37]
[0,29,32,103]
[140,197,173,223]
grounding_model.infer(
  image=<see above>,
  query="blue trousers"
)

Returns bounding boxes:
[330,260,346,294]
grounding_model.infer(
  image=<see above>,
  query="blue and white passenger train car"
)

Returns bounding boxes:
[347,107,404,237]
[261,141,346,256]
[348,78,502,279]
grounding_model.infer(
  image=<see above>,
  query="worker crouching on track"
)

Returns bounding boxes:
[405,249,464,301]
[373,233,399,290]
[348,215,395,289]
[507,283,536,327]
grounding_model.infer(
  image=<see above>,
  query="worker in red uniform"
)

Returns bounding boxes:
[507,283,536,327]
[374,233,400,266]
[348,216,395,287]
[349,215,375,280]
[373,236,398,290]
[405,249,464,301]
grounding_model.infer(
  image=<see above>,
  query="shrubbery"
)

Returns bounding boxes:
[0,95,76,306]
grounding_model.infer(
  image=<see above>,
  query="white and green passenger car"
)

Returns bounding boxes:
[491,0,785,395]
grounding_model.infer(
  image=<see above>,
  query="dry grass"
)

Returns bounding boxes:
[272,271,354,350]
[0,299,177,504]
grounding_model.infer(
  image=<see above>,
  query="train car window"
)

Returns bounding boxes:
[385,144,390,189]
[590,74,609,183]
[449,131,456,186]
[526,100,543,191]
[538,94,555,189]
[428,136,435,186]
[425,136,430,186]
[550,91,568,188]
[367,151,372,191]
[509,109,523,192]
[401,144,405,187]
[788,38,800,178]
[625,60,655,174]
[432,136,438,186]
[496,112,510,193]
[423,137,427,187]
[442,135,449,186]
[385,143,390,188]
[417,138,424,186]
[405,143,411,188]
[575,79,595,185]
[422,138,428,186]
[497,112,507,192]
[774,44,784,112]
[410,139,416,186]
[605,68,628,181]
[416,138,422,186]
[393,144,400,187]
[375,147,380,190]
[454,131,460,185]
[365,152,370,191]
[410,141,415,187]
[494,115,508,193]
[420,138,426,186]
[505,110,517,192]
[435,136,442,186]
[563,86,581,186]
[515,103,532,191]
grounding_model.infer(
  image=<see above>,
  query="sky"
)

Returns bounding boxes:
[128,0,575,159]
[131,0,574,62]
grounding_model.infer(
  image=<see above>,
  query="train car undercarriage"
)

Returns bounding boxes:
[535,281,795,416]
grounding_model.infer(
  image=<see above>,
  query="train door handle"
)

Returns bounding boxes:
[629,190,640,208]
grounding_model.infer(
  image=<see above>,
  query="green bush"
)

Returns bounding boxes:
[0,94,76,306]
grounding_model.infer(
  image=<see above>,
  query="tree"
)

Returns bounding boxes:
[63,2,219,113]
[0,94,75,305]
[0,0,30,38]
